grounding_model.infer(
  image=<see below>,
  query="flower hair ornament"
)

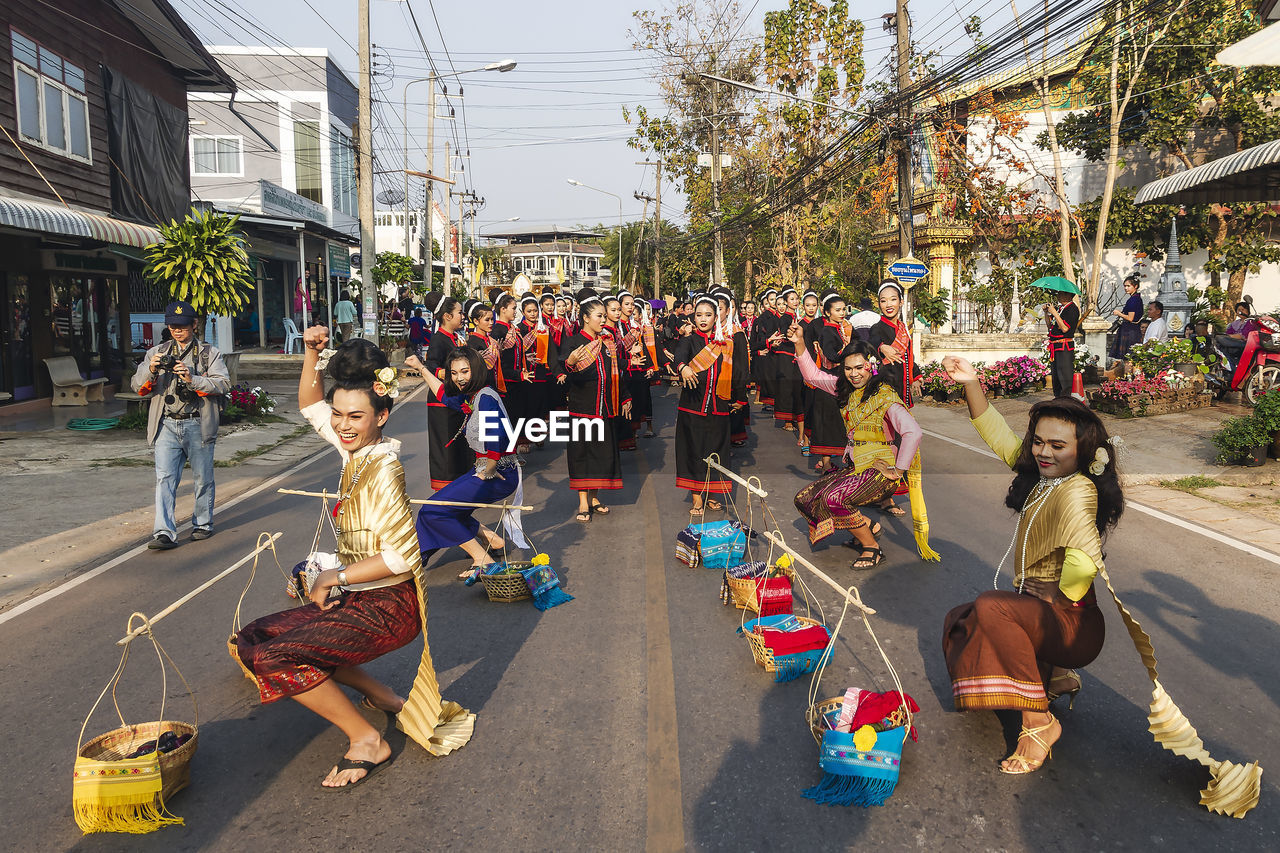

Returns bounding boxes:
[1088,446,1110,476]
[372,366,400,399]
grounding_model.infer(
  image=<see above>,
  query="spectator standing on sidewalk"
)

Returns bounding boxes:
[1143,301,1169,343]
[334,290,358,341]
[1043,291,1081,398]
[131,301,230,550]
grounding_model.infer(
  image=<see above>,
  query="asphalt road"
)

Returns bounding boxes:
[2,387,1277,852]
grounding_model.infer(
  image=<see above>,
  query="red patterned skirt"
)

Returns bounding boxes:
[235,580,421,704]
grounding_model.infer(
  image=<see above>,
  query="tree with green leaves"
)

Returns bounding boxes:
[144,208,255,319]
[372,251,414,291]
[1054,0,1280,309]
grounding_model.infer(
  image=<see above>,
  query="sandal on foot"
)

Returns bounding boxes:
[458,565,485,581]
[590,502,610,515]
[689,507,704,518]
[1047,669,1083,709]
[877,500,907,517]
[840,523,882,546]
[324,755,393,790]
[705,498,724,512]
[999,717,1058,775]
[575,511,592,523]
[358,697,402,715]
[851,546,884,570]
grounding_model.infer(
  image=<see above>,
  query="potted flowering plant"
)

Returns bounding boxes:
[1127,337,1205,377]
[919,362,961,402]
[1251,389,1280,457]
[1211,415,1271,467]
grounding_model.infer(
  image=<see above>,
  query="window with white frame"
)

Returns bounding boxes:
[191,135,243,176]
[11,29,90,161]
[329,127,356,218]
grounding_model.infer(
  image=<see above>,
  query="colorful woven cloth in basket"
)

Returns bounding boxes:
[755,622,831,682]
[803,722,909,807]
[675,526,702,567]
[517,556,574,611]
[464,562,511,586]
[720,561,767,604]
[692,520,748,568]
[754,575,793,617]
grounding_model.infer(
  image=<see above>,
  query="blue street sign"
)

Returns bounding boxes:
[887,257,928,285]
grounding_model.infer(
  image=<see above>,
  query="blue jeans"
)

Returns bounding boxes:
[154,418,216,538]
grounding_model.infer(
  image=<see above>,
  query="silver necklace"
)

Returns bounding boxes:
[992,474,1070,592]
[334,446,380,521]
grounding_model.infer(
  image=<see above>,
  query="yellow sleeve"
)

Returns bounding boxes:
[970,405,1023,470]
[1059,547,1098,601]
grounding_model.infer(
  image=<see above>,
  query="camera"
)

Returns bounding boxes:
[156,353,178,372]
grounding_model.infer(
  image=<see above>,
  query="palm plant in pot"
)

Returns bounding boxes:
[1211,415,1272,467]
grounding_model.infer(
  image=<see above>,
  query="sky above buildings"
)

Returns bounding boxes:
[171,0,1011,235]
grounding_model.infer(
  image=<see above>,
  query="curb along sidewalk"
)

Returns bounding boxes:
[912,390,1280,560]
[0,375,424,612]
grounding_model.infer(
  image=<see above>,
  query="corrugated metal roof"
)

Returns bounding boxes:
[1134,139,1280,205]
[0,195,162,248]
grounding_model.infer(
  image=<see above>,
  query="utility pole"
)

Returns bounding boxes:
[425,81,437,286]
[443,141,452,295]
[709,56,724,288]
[630,194,651,292]
[357,0,376,337]
[635,160,663,300]
[894,0,914,260]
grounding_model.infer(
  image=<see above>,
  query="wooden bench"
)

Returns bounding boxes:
[43,356,108,406]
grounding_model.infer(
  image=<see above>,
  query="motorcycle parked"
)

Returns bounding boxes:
[1222,316,1280,404]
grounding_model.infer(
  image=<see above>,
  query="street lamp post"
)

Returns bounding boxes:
[567,178,623,289]
[403,60,516,287]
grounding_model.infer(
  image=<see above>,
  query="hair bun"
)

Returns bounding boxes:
[327,338,389,387]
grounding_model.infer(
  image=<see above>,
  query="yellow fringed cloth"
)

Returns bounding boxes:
[971,405,1263,817]
[73,754,182,834]
[842,385,939,561]
[334,450,476,755]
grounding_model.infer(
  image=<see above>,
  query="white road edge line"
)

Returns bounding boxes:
[922,427,1280,567]
[0,382,426,627]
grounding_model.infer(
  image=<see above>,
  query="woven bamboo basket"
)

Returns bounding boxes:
[806,695,912,745]
[226,634,258,684]
[78,720,199,803]
[479,562,533,603]
[744,616,826,672]
[726,566,795,613]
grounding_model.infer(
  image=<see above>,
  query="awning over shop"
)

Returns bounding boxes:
[0,194,163,248]
[1216,22,1280,67]
[1133,139,1280,206]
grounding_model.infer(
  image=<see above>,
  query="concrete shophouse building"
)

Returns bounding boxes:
[0,0,233,402]
[186,46,359,349]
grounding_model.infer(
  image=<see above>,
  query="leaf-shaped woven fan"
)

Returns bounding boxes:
[1100,566,1262,818]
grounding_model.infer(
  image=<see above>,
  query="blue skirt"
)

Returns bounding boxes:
[416,463,519,551]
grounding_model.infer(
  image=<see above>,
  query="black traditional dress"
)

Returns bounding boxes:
[728,326,751,445]
[518,316,555,425]
[561,329,630,490]
[800,314,821,444]
[868,316,917,409]
[771,310,804,424]
[425,328,473,490]
[672,329,746,494]
[808,319,853,457]
[751,309,776,406]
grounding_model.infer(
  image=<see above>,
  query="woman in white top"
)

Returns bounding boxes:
[233,329,469,789]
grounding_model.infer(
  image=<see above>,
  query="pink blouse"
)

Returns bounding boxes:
[797,351,922,470]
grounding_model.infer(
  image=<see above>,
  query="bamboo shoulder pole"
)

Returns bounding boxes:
[762,530,876,617]
[276,487,533,512]
[703,454,768,497]
[118,532,284,645]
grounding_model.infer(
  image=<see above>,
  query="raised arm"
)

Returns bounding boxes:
[790,323,838,395]
[404,352,444,398]
[298,325,330,411]
[942,355,1021,468]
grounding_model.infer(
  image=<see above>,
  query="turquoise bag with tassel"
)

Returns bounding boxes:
[518,555,574,611]
[804,722,907,806]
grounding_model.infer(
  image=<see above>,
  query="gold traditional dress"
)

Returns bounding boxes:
[234,401,474,755]
[942,405,1104,711]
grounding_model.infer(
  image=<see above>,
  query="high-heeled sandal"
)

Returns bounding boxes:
[1047,669,1082,710]
[999,716,1058,775]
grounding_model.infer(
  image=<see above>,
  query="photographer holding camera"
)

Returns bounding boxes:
[131,301,230,550]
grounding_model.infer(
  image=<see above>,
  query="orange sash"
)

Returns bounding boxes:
[688,341,734,401]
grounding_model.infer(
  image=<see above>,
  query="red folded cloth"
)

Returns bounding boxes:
[755,624,829,656]
[848,690,920,741]
[754,577,792,616]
